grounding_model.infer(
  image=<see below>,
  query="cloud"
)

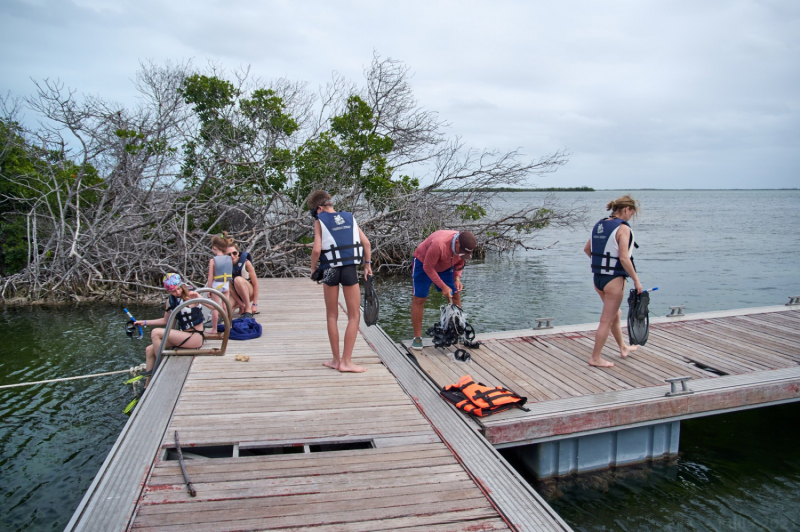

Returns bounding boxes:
[1,0,797,188]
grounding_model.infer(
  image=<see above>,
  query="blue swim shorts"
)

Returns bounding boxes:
[412,258,456,297]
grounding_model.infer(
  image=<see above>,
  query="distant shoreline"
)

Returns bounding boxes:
[434,186,595,192]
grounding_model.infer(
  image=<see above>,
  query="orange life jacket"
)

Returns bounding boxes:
[441,375,529,417]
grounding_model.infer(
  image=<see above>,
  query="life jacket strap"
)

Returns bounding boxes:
[319,243,364,265]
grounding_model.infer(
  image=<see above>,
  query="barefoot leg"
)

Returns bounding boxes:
[609,306,639,358]
[323,283,341,368]
[590,278,627,367]
[338,283,366,373]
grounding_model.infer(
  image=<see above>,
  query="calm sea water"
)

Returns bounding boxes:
[378,189,800,340]
[1,190,799,531]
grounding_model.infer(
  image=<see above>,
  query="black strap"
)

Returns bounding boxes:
[175,329,203,348]
[318,243,364,266]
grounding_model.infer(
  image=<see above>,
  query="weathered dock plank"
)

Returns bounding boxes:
[65,278,566,532]
[65,357,193,531]
[407,307,800,447]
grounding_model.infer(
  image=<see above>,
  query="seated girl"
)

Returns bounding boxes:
[134,274,205,387]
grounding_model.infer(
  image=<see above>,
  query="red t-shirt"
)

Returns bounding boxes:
[413,230,465,290]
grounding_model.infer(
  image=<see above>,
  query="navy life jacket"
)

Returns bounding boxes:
[317,211,363,270]
[167,295,205,331]
[232,251,252,278]
[590,217,638,275]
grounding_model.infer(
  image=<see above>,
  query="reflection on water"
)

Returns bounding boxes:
[0,303,154,532]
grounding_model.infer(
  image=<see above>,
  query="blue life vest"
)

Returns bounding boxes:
[213,255,233,284]
[590,217,637,275]
[167,295,205,331]
[233,251,252,278]
[317,211,363,270]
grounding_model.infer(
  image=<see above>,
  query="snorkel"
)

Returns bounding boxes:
[123,308,143,340]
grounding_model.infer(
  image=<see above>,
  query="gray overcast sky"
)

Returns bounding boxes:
[2,0,798,189]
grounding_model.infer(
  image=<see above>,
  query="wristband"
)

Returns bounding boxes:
[143,320,147,327]
[364,261,371,264]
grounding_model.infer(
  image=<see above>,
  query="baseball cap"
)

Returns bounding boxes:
[458,231,477,259]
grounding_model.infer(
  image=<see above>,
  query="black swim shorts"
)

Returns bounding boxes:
[322,264,359,287]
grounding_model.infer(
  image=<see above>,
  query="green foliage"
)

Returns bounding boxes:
[294,95,417,204]
[115,129,175,156]
[515,208,553,233]
[178,74,237,123]
[178,74,299,203]
[456,202,486,221]
[240,89,299,137]
[0,119,102,274]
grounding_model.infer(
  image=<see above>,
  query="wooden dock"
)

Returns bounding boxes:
[68,279,570,532]
[407,306,800,447]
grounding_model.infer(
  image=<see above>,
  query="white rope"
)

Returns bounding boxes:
[0,367,144,390]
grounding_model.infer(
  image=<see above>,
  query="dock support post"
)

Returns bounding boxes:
[511,421,681,479]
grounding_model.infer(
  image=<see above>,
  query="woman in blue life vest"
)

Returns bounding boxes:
[308,190,373,373]
[133,274,205,387]
[226,242,259,318]
[583,195,644,367]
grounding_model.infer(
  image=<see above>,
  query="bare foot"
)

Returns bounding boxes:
[589,358,615,368]
[323,360,339,369]
[620,345,639,358]
[338,362,367,373]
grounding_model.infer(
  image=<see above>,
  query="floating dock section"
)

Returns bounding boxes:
[67,279,570,532]
[407,306,800,478]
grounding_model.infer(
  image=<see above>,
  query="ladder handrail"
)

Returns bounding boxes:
[152,295,231,378]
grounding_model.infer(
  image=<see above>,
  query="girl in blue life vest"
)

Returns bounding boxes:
[133,274,205,388]
[207,233,234,330]
[583,195,644,368]
[307,190,373,373]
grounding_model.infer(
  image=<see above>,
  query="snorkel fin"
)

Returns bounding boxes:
[627,288,653,345]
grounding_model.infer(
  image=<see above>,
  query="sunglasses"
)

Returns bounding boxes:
[229,251,239,257]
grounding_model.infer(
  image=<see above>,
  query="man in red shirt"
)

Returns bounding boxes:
[410,230,477,349]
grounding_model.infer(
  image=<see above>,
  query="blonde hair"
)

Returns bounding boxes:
[606,195,640,216]
[210,232,235,252]
[306,190,333,211]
